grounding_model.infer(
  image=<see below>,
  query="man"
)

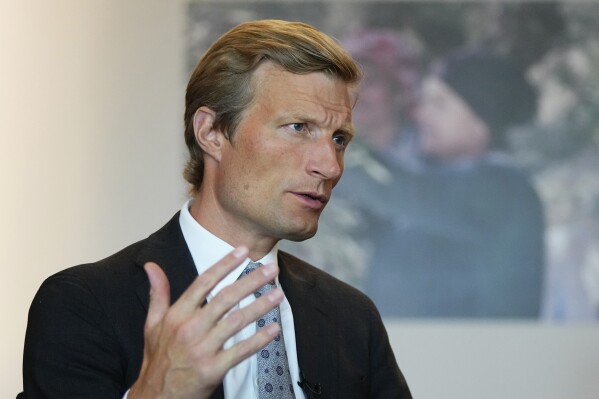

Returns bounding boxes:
[20,20,411,398]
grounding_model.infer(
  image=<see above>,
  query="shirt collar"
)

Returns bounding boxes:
[178,199,279,298]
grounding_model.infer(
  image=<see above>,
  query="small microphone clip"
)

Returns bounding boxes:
[298,371,322,397]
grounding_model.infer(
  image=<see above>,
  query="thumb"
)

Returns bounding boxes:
[143,262,171,330]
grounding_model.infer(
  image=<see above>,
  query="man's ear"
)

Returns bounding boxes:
[193,106,225,162]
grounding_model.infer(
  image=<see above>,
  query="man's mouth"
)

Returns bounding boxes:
[291,192,328,209]
[299,192,327,202]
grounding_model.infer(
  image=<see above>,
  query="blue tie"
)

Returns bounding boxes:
[240,262,296,398]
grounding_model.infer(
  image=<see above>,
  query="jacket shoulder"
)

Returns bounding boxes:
[278,250,377,313]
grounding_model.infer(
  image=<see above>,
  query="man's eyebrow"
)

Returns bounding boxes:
[277,113,355,136]
[273,112,309,125]
[336,125,355,139]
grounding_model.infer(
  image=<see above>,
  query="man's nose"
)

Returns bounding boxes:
[307,138,343,181]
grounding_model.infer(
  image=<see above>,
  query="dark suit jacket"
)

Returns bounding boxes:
[20,213,411,398]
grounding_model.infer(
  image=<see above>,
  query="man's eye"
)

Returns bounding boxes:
[288,123,307,132]
[333,134,349,148]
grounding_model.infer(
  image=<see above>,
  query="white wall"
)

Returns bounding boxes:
[387,321,599,399]
[1,0,187,395]
[2,2,598,399]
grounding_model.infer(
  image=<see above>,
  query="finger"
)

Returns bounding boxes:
[168,264,283,353]
[200,262,280,328]
[214,319,281,374]
[175,262,280,343]
[144,262,171,331]
[173,246,249,315]
[203,286,284,351]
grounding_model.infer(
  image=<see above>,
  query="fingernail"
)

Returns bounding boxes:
[266,323,280,335]
[261,263,277,276]
[267,288,283,303]
[232,246,248,258]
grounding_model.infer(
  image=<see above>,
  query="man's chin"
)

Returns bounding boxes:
[283,226,318,242]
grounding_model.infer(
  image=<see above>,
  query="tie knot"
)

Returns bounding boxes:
[238,261,277,295]
[240,261,262,279]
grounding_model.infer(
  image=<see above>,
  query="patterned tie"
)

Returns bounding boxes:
[240,262,296,398]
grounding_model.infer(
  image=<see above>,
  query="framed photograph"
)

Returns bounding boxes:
[188,1,599,321]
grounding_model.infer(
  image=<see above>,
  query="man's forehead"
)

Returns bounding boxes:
[252,61,354,94]
[348,83,360,109]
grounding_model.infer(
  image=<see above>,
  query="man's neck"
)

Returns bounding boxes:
[188,193,277,261]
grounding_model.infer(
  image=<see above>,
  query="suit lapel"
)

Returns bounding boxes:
[279,252,338,399]
[133,212,199,310]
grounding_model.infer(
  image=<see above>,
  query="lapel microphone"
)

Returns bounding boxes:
[298,371,322,397]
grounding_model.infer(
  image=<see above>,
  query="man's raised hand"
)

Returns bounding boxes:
[128,246,283,399]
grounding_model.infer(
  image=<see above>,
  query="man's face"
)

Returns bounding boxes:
[212,62,355,243]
